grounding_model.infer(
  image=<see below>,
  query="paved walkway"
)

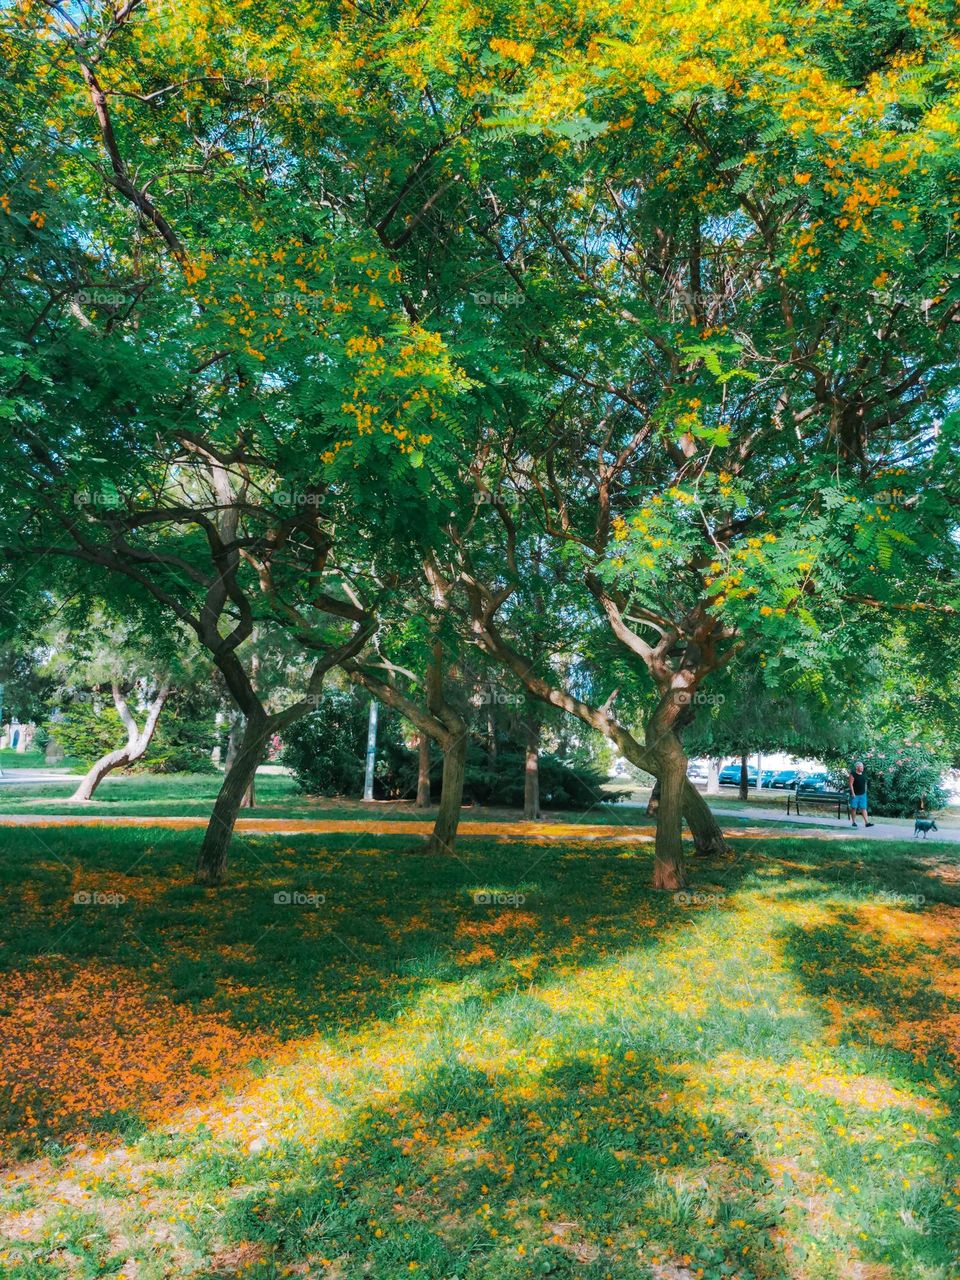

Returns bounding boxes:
[707,804,960,843]
[0,811,956,845]
[0,769,76,785]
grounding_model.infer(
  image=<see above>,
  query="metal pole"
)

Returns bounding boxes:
[363,699,378,801]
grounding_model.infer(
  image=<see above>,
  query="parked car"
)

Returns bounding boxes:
[687,761,708,784]
[798,772,832,793]
[760,769,777,788]
[770,769,802,790]
[719,763,758,787]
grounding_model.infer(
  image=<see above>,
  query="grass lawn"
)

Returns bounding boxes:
[0,750,70,771]
[1,821,959,1280]
[0,772,829,834]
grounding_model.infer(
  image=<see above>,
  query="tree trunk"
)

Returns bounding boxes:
[416,732,431,807]
[523,717,540,820]
[652,745,688,891]
[70,681,170,802]
[646,778,661,817]
[425,729,467,855]
[195,714,269,885]
[682,780,731,857]
[738,752,749,801]
[240,774,256,809]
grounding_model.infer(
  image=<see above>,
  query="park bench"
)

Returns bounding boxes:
[787,787,849,819]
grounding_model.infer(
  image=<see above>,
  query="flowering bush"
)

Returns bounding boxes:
[853,740,948,817]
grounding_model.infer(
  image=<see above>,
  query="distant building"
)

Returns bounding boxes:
[1,720,36,752]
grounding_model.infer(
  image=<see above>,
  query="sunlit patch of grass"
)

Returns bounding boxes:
[0,828,958,1277]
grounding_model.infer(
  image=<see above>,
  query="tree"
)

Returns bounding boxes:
[3,0,959,893]
[0,0,466,881]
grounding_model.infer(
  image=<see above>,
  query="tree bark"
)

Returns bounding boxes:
[523,716,540,820]
[682,779,731,857]
[195,713,269,884]
[425,727,467,855]
[416,732,431,807]
[465,612,732,886]
[651,742,688,891]
[739,752,749,801]
[70,681,170,802]
[646,778,661,817]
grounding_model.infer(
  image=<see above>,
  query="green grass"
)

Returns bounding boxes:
[0,748,74,770]
[0,822,959,1279]
[0,769,828,831]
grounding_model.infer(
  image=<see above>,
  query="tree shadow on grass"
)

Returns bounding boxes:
[4,828,960,1277]
[205,1047,794,1280]
[775,862,960,1277]
[0,825,755,1159]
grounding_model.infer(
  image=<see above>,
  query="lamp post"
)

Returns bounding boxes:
[363,699,378,802]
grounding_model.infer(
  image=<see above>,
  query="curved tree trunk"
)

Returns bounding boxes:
[425,728,467,855]
[646,778,661,817]
[523,716,540,820]
[195,713,269,885]
[416,732,431,807]
[682,779,731,857]
[70,680,170,802]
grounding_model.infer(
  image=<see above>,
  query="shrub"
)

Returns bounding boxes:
[281,691,413,798]
[47,690,217,773]
[843,740,948,817]
[148,693,218,774]
[47,701,124,767]
[282,691,628,809]
[457,743,626,809]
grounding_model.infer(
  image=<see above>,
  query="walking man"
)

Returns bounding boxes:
[848,761,874,828]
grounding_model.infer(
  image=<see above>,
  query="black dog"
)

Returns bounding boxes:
[914,816,938,838]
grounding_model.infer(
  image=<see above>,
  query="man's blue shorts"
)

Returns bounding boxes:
[850,794,868,810]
